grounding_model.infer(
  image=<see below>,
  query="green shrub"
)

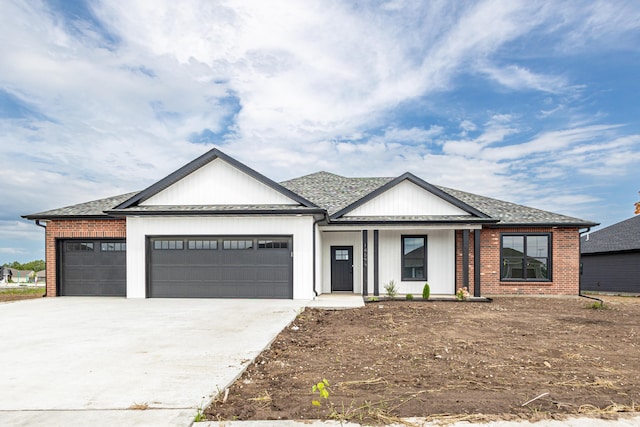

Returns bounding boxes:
[422,283,430,300]
[406,293,414,301]
[586,300,607,310]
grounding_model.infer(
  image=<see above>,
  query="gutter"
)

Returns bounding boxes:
[35,220,47,297]
[311,215,327,298]
[578,227,604,306]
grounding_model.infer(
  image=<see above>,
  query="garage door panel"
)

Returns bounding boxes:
[149,236,293,299]
[60,239,126,296]
[151,281,291,298]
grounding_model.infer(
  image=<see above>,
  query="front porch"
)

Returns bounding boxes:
[315,225,481,298]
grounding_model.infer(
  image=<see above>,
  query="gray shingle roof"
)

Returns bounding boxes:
[581,215,640,254]
[24,171,597,228]
[281,172,596,226]
[280,172,392,216]
[23,192,139,219]
[437,186,595,226]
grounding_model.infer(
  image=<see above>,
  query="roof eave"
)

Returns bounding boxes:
[106,208,327,216]
[489,221,599,228]
[22,214,116,221]
[327,219,500,225]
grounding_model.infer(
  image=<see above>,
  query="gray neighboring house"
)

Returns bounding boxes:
[581,215,640,294]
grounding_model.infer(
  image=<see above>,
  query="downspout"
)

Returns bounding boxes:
[35,220,47,297]
[578,227,603,306]
[311,215,325,298]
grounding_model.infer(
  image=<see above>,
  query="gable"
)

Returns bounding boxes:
[344,180,471,217]
[140,157,300,206]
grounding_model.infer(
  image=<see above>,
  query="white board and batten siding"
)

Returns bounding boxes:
[319,228,455,296]
[126,215,315,299]
[345,180,470,217]
[141,158,299,206]
[375,229,455,295]
[320,231,362,294]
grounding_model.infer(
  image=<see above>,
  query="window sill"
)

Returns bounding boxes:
[500,280,552,285]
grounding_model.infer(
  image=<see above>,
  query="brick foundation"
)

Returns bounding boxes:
[44,219,126,297]
[456,227,581,296]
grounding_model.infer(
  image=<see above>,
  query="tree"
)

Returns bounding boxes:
[1,260,45,271]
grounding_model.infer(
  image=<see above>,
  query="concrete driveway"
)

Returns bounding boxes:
[0,297,306,426]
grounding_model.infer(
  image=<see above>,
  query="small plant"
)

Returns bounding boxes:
[312,378,330,407]
[586,300,607,310]
[194,406,206,422]
[456,286,470,301]
[384,280,398,298]
[422,283,430,300]
[406,293,414,300]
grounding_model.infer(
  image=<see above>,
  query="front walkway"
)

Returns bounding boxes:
[306,293,365,309]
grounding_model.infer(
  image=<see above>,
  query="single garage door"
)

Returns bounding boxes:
[148,236,293,298]
[59,239,127,296]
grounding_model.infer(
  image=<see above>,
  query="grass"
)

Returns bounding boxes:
[586,300,608,310]
[0,286,45,296]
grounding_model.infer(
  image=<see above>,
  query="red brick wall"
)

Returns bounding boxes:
[44,219,126,297]
[456,227,581,296]
[455,230,476,295]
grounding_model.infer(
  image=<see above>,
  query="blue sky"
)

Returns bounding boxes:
[1,0,639,264]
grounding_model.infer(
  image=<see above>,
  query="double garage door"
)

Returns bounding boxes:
[59,236,293,298]
[148,236,293,298]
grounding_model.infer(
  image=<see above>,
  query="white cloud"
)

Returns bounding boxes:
[1,0,640,260]
[478,64,570,93]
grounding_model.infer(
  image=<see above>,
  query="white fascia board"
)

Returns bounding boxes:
[319,224,483,232]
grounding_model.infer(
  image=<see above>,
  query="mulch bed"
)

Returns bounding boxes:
[206,296,640,424]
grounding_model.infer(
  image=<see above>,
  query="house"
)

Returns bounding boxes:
[0,268,34,284]
[23,148,597,299]
[36,270,46,284]
[581,215,640,294]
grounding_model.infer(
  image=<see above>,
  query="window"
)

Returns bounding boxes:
[334,249,349,260]
[101,242,126,251]
[258,239,288,249]
[223,239,253,250]
[66,242,94,252]
[153,240,184,250]
[501,234,551,281]
[402,236,427,280]
[188,240,218,250]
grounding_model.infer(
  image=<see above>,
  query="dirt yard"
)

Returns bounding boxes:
[206,296,640,424]
[0,287,45,302]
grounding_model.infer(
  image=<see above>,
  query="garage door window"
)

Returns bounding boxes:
[66,242,94,252]
[101,242,126,251]
[223,239,253,250]
[258,239,288,249]
[154,240,184,250]
[188,240,218,250]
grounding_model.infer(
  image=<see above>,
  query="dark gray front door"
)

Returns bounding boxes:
[331,246,353,292]
[148,236,293,298]
[59,239,126,296]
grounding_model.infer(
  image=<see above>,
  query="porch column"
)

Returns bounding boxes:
[373,230,379,296]
[474,229,481,297]
[362,230,368,296]
[462,230,469,289]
